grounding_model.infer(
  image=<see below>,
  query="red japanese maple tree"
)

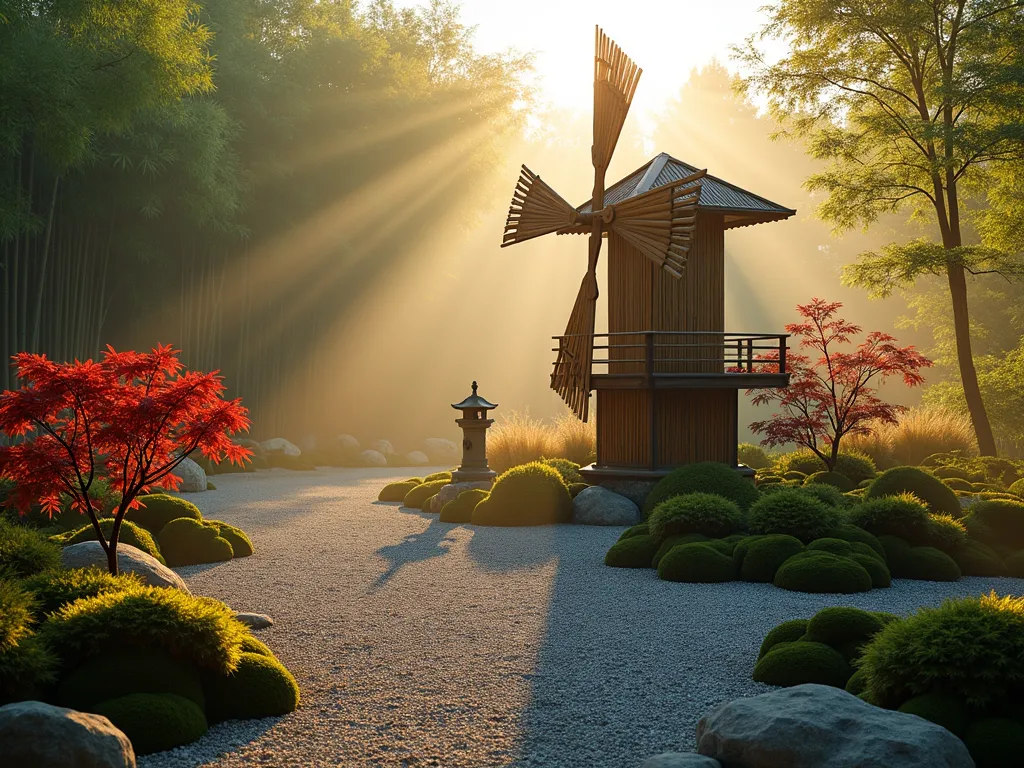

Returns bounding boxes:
[0,345,251,574]
[749,299,931,470]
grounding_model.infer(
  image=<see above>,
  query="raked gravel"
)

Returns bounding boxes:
[138,467,1024,768]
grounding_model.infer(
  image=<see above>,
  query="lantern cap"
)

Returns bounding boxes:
[451,381,497,410]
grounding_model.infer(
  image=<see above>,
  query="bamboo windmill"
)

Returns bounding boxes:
[501,27,795,482]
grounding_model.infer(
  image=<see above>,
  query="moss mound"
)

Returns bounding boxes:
[806,537,854,557]
[540,458,583,485]
[845,668,868,696]
[864,466,960,517]
[901,546,961,581]
[59,519,164,563]
[805,471,855,492]
[652,533,708,568]
[757,618,809,660]
[1005,550,1024,578]
[847,493,931,542]
[897,693,971,738]
[378,481,419,502]
[127,494,203,535]
[952,540,1007,577]
[0,519,61,578]
[738,443,772,470]
[158,518,234,567]
[851,553,892,588]
[647,493,744,543]
[240,634,272,656]
[773,551,873,594]
[423,471,453,483]
[617,522,649,541]
[774,450,876,484]
[20,568,142,618]
[747,490,840,542]
[470,462,572,526]
[753,641,851,688]
[604,534,659,568]
[402,480,449,510]
[878,535,912,572]
[963,498,1024,550]
[93,692,207,755]
[963,718,1024,768]
[55,648,205,711]
[439,489,488,523]
[657,542,736,583]
[204,651,300,723]
[789,482,852,510]
[207,521,254,558]
[825,525,886,559]
[804,606,884,647]
[643,462,759,516]
[739,534,805,583]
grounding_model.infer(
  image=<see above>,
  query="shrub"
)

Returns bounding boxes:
[942,477,973,492]
[402,480,450,510]
[864,466,960,517]
[773,450,877,485]
[487,410,559,473]
[643,462,759,516]
[158,518,234,567]
[552,412,597,467]
[604,534,658,568]
[439,489,488,523]
[805,471,855,492]
[963,718,1024,768]
[901,547,961,581]
[55,648,205,711]
[20,568,142,618]
[832,452,879,484]
[58,519,164,563]
[1005,550,1024,578]
[886,407,978,466]
[40,585,247,674]
[806,538,853,557]
[0,519,61,578]
[757,618,808,659]
[847,493,931,541]
[897,693,971,738]
[934,465,979,482]
[826,525,886,558]
[423,471,452,483]
[851,554,892,588]
[739,534,805,582]
[540,458,583,486]
[647,493,744,543]
[804,607,884,647]
[774,449,825,476]
[617,522,649,541]
[93,692,207,755]
[127,494,203,535]
[963,498,1024,550]
[789,483,852,509]
[568,482,588,498]
[0,632,57,705]
[781,470,807,481]
[753,641,851,688]
[773,551,873,593]
[378,481,419,502]
[747,490,840,542]
[859,593,1024,709]
[738,443,772,469]
[755,475,784,487]
[652,533,707,568]
[204,651,300,723]
[921,514,967,553]
[208,521,254,557]
[1009,478,1024,496]
[657,543,736,583]
[470,463,572,526]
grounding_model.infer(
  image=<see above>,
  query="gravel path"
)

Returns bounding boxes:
[140,467,1024,768]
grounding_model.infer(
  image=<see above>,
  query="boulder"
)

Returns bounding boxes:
[234,437,265,458]
[642,755,722,768]
[0,700,136,767]
[573,486,641,526]
[695,684,973,768]
[423,437,460,464]
[259,438,300,456]
[597,479,658,509]
[336,434,360,457]
[174,457,207,493]
[62,542,190,593]
[298,433,318,453]
[372,439,396,457]
[360,449,388,467]
[406,450,430,466]
[434,481,494,509]
[234,612,274,630]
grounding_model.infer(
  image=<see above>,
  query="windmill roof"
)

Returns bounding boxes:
[577,152,796,230]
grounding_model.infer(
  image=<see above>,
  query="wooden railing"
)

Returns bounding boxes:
[551,331,789,379]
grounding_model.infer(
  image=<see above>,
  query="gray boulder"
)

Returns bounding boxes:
[695,684,973,768]
[234,612,274,630]
[423,437,459,464]
[360,449,388,467]
[573,486,641,526]
[61,542,190,593]
[434,480,493,510]
[174,457,207,493]
[642,755,722,768]
[406,450,430,466]
[372,439,396,457]
[260,437,300,456]
[336,434,360,458]
[0,700,136,767]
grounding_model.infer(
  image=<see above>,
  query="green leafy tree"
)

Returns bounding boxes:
[738,0,1024,456]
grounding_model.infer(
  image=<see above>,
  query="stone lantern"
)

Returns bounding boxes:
[450,381,497,483]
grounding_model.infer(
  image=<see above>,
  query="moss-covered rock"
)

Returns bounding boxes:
[747,490,840,542]
[378,481,419,502]
[1005,549,1024,578]
[864,466,960,517]
[942,477,974,492]
[204,651,300,723]
[825,525,886,559]
[158,518,234,567]
[643,462,759,516]
[604,534,658,568]
[439,489,488,523]
[424,471,453,483]
[805,471,855,492]
[739,534,805,583]
[804,606,884,647]
[845,668,868,696]
[206,521,253,558]
[963,498,1024,551]
[953,540,1007,577]
[127,494,203,535]
[901,546,961,582]
[657,542,736,583]
[896,693,971,738]
[878,534,913,574]
[963,718,1024,768]
[806,537,854,557]
[240,634,272,656]
[757,618,808,660]
[402,480,449,510]
[647,493,744,543]
[56,519,164,564]
[652,533,707,568]
[55,649,205,711]
[93,692,207,755]
[470,463,572,526]
[851,553,892,588]
[773,551,873,593]
[753,641,852,688]
[617,522,649,541]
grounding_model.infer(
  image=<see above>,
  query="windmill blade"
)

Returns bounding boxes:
[551,271,599,421]
[502,165,579,247]
[593,27,641,171]
[608,168,707,276]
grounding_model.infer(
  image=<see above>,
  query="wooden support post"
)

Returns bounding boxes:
[778,336,787,374]
[646,332,657,470]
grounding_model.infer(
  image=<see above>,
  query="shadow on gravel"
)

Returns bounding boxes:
[466,525,559,573]
[369,519,457,591]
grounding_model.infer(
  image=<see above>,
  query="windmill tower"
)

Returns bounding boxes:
[501,28,795,496]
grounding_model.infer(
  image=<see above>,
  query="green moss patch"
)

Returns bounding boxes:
[127,494,203,535]
[804,606,884,647]
[757,618,808,660]
[93,692,207,755]
[58,519,164,563]
[207,521,254,558]
[657,542,736,583]
[647,493,744,543]
[753,641,852,688]
[643,462,759,516]
[901,546,961,582]
[204,651,300,723]
[864,466,960,517]
[897,693,971,738]
[439,489,488,523]
[604,534,658,568]
[739,534,805,583]
[470,463,572,526]
[55,649,205,711]
[378,481,419,502]
[773,551,873,594]
[158,518,234,567]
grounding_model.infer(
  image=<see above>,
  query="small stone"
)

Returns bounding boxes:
[642,754,722,768]
[573,486,641,526]
[360,449,388,467]
[406,450,430,466]
[234,612,274,630]
[0,700,136,767]
[174,456,207,493]
[259,438,301,456]
[62,542,190,593]
[434,481,493,509]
